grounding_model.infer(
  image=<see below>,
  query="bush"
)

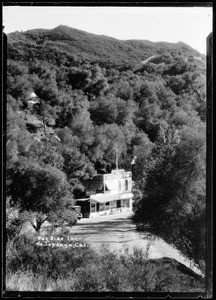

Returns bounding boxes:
[73,264,107,292]
[6,233,97,279]
[6,236,205,292]
[50,208,78,227]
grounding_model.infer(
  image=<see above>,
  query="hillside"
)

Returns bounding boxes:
[6,25,206,290]
[6,23,206,177]
[7,25,203,66]
[6,24,206,174]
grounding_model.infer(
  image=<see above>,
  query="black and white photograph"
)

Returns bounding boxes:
[2,3,213,297]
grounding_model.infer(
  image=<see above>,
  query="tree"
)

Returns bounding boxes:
[56,90,90,130]
[7,160,75,232]
[134,97,162,142]
[62,145,96,191]
[132,124,206,271]
[130,131,154,180]
[90,95,118,125]
[68,67,92,90]
[89,124,129,171]
[84,64,109,98]
[6,103,33,163]
[27,138,64,170]
[7,74,32,106]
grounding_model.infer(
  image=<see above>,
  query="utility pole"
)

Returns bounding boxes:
[115,145,119,170]
[115,147,118,170]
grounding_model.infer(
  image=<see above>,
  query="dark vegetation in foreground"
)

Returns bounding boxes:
[6,232,204,292]
[5,25,206,291]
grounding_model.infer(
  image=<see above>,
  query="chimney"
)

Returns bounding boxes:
[131,156,137,181]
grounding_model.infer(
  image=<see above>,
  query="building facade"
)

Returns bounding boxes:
[76,169,133,218]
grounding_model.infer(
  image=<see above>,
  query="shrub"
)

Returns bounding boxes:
[51,208,78,227]
[73,264,107,292]
[6,238,205,292]
[6,233,97,279]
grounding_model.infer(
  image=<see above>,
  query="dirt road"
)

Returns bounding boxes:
[60,211,202,276]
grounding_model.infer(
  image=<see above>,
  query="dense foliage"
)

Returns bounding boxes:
[132,125,206,271]
[6,234,204,292]
[6,25,206,282]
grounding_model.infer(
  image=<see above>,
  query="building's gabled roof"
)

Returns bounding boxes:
[29,92,37,98]
[83,180,104,191]
[75,198,90,202]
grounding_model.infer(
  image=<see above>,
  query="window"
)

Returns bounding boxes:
[111,201,117,208]
[105,181,119,191]
[91,203,96,213]
[105,202,110,210]
[123,199,130,207]
[100,203,105,211]
[117,200,121,208]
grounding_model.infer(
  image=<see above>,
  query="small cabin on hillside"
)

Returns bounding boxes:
[27,92,40,109]
[75,169,133,218]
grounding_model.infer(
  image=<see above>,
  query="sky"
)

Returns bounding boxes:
[2,6,212,54]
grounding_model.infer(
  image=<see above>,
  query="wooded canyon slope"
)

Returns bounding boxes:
[6,25,206,292]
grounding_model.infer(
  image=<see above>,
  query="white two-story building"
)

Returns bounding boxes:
[75,169,133,218]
